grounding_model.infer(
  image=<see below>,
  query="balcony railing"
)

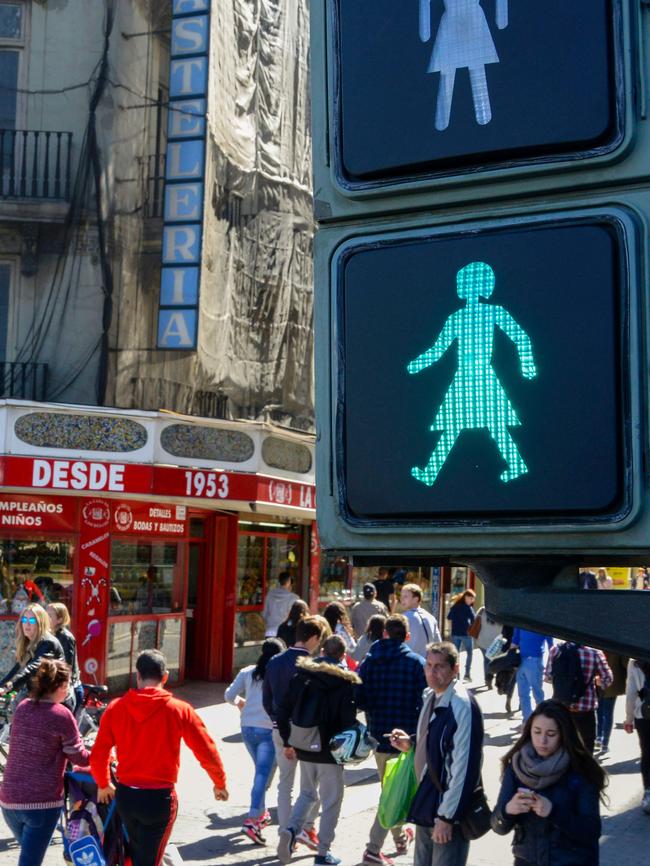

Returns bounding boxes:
[0,129,73,201]
[144,152,165,218]
[0,362,48,401]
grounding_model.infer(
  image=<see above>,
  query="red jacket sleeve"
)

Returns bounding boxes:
[89,701,116,789]
[181,705,227,789]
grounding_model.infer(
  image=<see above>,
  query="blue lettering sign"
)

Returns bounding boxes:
[164,183,203,222]
[162,225,202,264]
[170,57,208,98]
[161,268,200,306]
[158,309,198,349]
[159,1,210,350]
[172,15,209,56]
[166,140,205,181]
[173,0,209,14]
[168,99,206,139]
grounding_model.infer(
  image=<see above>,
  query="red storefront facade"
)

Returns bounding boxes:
[0,447,316,690]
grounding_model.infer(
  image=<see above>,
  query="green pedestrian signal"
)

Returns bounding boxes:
[407,261,536,486]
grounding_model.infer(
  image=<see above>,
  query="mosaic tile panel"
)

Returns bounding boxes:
[161,424,254,462]
[261,436,312,473]
[15,413,148,452]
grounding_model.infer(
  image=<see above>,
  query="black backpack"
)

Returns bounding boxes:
[551,643,587,705]
[288,673,329,753]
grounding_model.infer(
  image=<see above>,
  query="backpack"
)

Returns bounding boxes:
[288,674,328,753]
[639,673,650,721]
[64,797,104,863]
[551,643,587,705]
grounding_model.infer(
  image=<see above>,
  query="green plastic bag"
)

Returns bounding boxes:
[377,749,419,829]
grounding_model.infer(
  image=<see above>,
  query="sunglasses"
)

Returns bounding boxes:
[21,616,37,625]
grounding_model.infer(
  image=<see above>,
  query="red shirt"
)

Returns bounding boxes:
[90,687,226,790]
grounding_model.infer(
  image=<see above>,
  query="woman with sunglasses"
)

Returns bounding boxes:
[0,604,64,699]
[0,658,90,866]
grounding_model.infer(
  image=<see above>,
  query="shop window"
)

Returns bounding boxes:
[106,616,182,693]
[110,540,182,616]
[318,553,350,605]
[236,523,302,645]
[0,537,73,615]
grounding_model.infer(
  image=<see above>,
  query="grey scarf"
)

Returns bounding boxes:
[511,742,571,791]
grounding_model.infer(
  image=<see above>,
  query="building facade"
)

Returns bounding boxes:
[0,0,316,684]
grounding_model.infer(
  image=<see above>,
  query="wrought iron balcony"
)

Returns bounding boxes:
[0,362,48,401]
[0,129,72,200]
[144,152,166,218]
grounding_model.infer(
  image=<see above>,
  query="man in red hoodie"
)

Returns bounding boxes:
[90,649,228,866]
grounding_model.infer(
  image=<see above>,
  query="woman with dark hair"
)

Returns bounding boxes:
[322,601,357,653]
[447,589,476,681]
[492,699,607,865]
[624,658,650,814]
[225,637,285,844]
[276,599,309,648]
[0,659,89,866]
[351,614,386,663]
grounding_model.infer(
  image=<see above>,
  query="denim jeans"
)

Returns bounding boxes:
[241,725,276,817]
[596,696,616,748]
[452,636,473,678]
[516,656,545,721]
[2,806,61,866]
[414,823,469,866]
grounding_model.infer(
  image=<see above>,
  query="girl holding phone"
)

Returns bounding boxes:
[492,699,607,865]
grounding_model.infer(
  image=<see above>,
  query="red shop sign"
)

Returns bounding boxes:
[153,466,257,501]
[0,493,76,532]
[0,456,153,495]
[112,501,188,536]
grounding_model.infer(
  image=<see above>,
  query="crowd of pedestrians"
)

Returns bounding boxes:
[0,581,649,866]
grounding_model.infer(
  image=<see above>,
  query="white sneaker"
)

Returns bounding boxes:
[642,789,650,815]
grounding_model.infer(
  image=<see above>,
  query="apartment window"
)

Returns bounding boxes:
[0,3,24,132]
[0,4,22,40]
[0,263,10,360]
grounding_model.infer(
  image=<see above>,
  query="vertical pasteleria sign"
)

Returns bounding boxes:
[76,499,112,684]
[157,0,211,349]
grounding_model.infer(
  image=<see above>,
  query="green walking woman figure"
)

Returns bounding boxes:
[407,261,537,486]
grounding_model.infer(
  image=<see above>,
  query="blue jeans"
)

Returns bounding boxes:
[414,823,469,866]
[516,656,545,721]
[241,725,276,818]
[2,806,61,866]
[452,636,473,678]
[596,696,616,747]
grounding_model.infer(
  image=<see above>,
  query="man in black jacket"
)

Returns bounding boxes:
[263,617,324,850]
[276,634,360,866]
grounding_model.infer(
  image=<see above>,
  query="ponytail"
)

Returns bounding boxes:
[30,658,71,702]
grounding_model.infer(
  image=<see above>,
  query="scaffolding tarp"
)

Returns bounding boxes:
[113,0,315,431]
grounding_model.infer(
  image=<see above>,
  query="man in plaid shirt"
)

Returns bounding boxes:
[544,642,612,753]
[356,614,426,866]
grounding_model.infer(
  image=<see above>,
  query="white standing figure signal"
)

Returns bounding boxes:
[419,0,509,132]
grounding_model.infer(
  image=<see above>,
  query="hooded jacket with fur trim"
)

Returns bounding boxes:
[90,687,226,790]
[276,656,360,763]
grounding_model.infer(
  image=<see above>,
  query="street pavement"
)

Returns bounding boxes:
[1,649,647,865]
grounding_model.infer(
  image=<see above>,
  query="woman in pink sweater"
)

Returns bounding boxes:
[0,658,90,866]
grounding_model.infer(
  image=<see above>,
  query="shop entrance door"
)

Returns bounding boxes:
[184,514,236,681]
[185,517,212,680]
